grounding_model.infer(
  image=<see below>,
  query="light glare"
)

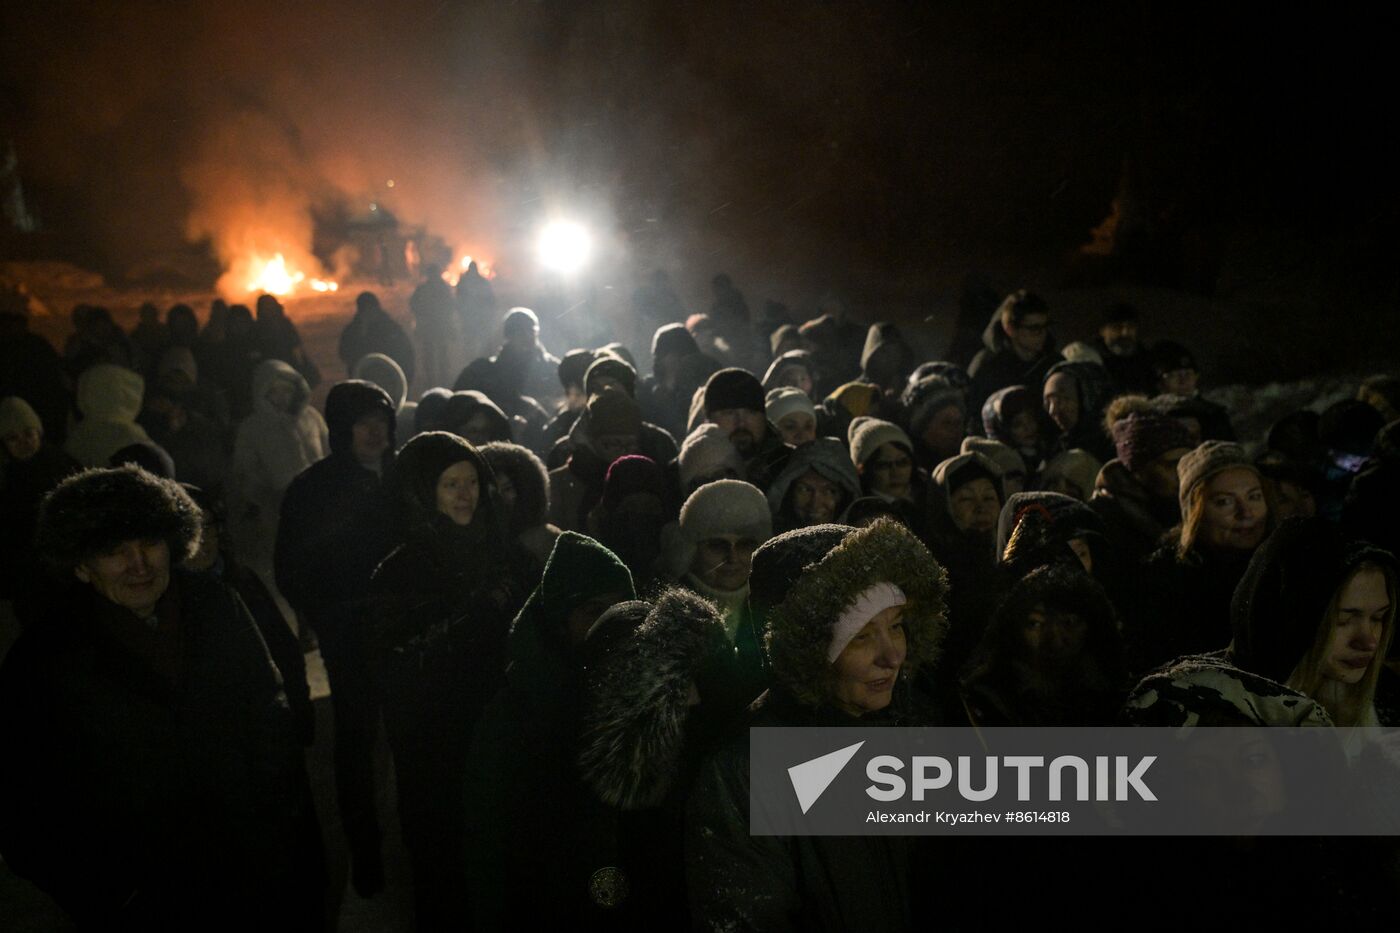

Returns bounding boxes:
[537,221,591,273]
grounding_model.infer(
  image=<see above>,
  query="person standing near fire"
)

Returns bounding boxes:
[410,264,457,390]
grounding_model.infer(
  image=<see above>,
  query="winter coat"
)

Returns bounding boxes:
[1343,420,1400,559]
[230,360,327,571]
[338,305,416,383]
[0,444,79,613]
[0,570,324,928]
[686,519,949,933]
[65,364,155,467]
[1127,538,1256,677]
[1088,458,1180,569]
[461,532,635,930]
[1122,650,1333,727]
[273,382,397,644]
[966,309,1060,426]
[567,589,735,931]
[368,486,534,929]
[959,564,1126,727]
[920,453,1003,682]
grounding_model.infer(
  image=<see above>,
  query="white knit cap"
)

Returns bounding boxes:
[765,386,815,425]
[827,582,907,661]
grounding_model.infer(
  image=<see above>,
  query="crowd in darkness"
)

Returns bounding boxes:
[1,265,1398,930]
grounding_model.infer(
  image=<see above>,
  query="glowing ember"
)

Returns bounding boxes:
[242,253,338,297]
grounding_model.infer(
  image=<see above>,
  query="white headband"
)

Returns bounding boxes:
[827,582,907,662]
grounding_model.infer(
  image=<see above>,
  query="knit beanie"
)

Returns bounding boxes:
[585,355,638,398]
[1040,448,1103,499]
[1151,340,1197,376]
[704,368,766,415]
[588,387,642,437]
[826,381,881,421]
[849,417,913,469]
[903,378,966,438]
[0,396,42,437]
[652,323,699,361]
[602,455,665,511]
[502,306,540,338]
[678,423,745,491]
[960,436,1027,481]
[765,386,815,426]
[558,348,595,391]
[680,479,772,546]
[762,350,816,392]
[537,531,636,620]
[1111,411,1194,473]
[769,324,803,358]
[1177,441,1258,514]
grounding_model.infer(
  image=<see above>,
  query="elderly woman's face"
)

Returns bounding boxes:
[832,604,907,717]
[76,538,171,618]
[948,477,1000,533]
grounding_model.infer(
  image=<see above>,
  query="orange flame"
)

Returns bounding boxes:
[443,253,495,287]
[242,253,338,298]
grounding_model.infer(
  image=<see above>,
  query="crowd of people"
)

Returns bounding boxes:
[0,274,1397,929]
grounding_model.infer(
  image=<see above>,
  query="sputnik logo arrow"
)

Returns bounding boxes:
[788,741,865,814]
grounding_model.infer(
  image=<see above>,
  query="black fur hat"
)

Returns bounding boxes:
[36,465,202,574]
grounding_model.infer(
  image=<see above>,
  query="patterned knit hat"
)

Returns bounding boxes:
[1111,411,1194,473]
[1177,441,1257,514]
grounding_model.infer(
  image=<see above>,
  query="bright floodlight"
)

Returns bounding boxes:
[537,220,591,273]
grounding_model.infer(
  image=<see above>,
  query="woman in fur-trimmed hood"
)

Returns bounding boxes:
[686,518,948,933]
[766,518,948,711]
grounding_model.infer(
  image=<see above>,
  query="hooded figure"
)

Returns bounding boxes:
[1343,419,1400,558]
[980,384,1043,472]
[351,351,416,429]
[0,396,80,621]
[967,289,1061,423]
[573,589,737,929]
[902,373,968,469]
[229,360,327,583]
[369,432,534,929]
[480,440,561,567]
[1040,447,1103,502]
[462,532,636,928]
[338,291,416,383]
[1227,517,1398,729]
[922,451,1005,683]
[765,437,861,534]
[65,363,155,467]
[1041,360,1115,463]
[0,467,324,928]
[273,379,397,897]
[960,564,1126,727]
[686,519,948,933]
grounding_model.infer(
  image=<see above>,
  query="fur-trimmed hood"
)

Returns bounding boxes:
[766,518,949,709]
[577,588,730,810]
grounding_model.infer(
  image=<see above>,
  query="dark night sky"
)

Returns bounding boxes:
[2,2,1396,326]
